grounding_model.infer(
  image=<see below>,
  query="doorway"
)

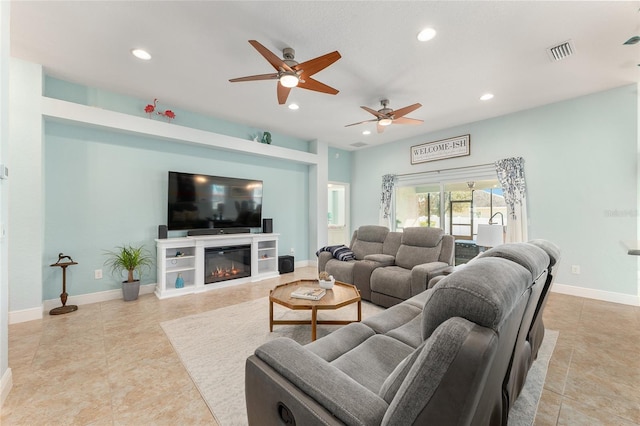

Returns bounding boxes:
[328,182,350,246]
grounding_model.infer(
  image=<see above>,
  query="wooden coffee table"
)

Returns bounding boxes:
[269,279,362,341]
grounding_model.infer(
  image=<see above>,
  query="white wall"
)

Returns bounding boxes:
[352,85,638,304]
[8,59,43,321]
[0,0,12,406]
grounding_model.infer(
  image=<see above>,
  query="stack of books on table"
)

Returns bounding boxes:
[291,286,326,300]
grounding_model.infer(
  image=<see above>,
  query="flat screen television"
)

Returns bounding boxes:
[168,171,263,231]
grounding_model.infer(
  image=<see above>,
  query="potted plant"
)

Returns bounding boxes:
[104,244,153,301]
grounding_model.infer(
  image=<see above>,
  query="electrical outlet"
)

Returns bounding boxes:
[571,265,580,274]
[94,269,103,279]
[290,248,295,255]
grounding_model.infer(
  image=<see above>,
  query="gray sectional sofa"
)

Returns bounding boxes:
[246,239,560,425]
[317,225,455,307]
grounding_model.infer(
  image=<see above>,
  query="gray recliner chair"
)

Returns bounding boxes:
[245,241,555,425]
[369,227,454,307]
[318,225,394,300]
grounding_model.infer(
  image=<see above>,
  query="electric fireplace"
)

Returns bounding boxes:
[204,245,251,284]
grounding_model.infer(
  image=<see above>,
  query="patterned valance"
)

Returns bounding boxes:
[495,157,526,220]
[381,174,397,219]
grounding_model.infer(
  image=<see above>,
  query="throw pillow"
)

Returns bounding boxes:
[315,245,342,257]
[329,245,356,261]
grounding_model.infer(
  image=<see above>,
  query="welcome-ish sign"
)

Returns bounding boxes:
[411,134,470,164]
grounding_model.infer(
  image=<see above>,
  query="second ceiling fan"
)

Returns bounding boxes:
[346,100,423,133]
[229,40,341,105]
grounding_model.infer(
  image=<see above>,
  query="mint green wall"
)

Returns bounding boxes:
[328,147,351,183]
[44,76,311,153]
[43,122,309,299]
[352,85,638,296]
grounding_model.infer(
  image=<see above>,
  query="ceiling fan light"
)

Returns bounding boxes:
[378,118,393,126]
[279,73,299,88]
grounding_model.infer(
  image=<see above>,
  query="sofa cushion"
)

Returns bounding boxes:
[394,228,445,270]
[479,243,548,281]
[363,302,422,334]
[364,253,395,266]
[352,239,384,260]
[324,259,357,283]
[370,266,413,300]
[395,245,441,270]
[528,239,560,267]
[254,338,389,425]
[385,314,423,348]
[356,225,390,242]
[331,334,414,394]
[422,257,531,339]
[402,227,444,247]
[383,232,402,256]
[351,225,389,260]
[305,322,376,362]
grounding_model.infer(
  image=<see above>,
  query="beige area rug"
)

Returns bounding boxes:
[161,297,384,425]
[161,297,557,426]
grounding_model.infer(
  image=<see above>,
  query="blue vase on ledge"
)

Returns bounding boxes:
[175,273,184,289]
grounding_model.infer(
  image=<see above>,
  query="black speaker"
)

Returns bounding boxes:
[263,218,273,234]
[158,225,168,239]
[278,255,294,274]
[187,228,250,236]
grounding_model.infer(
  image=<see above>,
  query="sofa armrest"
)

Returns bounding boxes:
[254,338,388,425]
[410,262,450,296]
[363,254,395,267]
[317,251,333,273]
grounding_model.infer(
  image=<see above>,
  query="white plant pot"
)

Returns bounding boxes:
[319,279,335,289]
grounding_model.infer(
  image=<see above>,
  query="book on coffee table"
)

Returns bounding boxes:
[291,286,326,300]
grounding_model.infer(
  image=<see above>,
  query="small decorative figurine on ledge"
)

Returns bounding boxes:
[261,131,272,144]
[144,99,176,122]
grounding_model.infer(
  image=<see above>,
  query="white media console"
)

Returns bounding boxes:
[155,233,279,299]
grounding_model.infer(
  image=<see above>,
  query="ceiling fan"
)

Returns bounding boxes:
[345,100,423,133]
[229,40,341,105]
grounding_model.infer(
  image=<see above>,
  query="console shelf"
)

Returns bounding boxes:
[155,233,279,299]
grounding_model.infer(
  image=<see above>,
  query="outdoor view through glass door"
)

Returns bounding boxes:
[395,179,507,240]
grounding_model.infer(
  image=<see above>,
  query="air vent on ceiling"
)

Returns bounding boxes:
[546,40,576,62]
[350,142,368,148]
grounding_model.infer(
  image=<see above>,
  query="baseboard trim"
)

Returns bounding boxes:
[294,260,313,269]
[1,367,12,407]
[8,306,42,324]
[552,283,640,306]
[8,283,157,324]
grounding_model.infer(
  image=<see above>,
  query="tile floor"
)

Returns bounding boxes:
[1,266,639,425]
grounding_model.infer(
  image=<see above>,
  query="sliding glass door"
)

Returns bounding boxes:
[394,178,507,240]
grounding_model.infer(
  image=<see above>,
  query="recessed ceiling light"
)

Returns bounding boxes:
[480,93,494,101]
[362,130,371,135]
[131,48,151,60]
[417,28,437,42]
[288,103,299,110]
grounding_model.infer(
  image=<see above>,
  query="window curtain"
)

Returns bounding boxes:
[495,157,528,243]
[380,174,396,228]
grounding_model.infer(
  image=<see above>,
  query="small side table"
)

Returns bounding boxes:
[49,253,78,315]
